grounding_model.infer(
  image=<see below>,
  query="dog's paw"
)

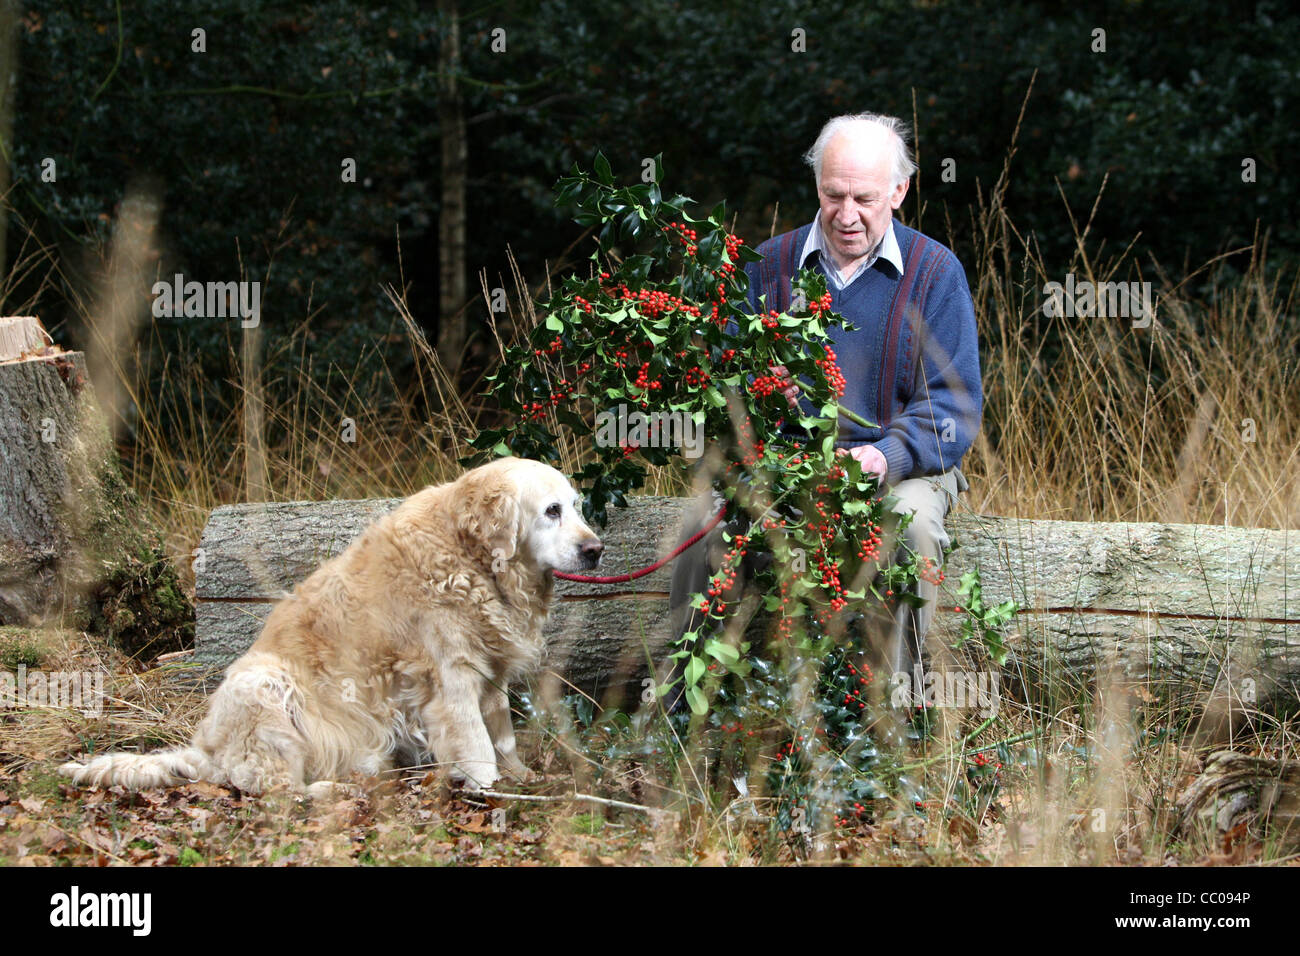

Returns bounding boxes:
[450,770,499,795]
[304,780,362,801]
[501,762,540,785]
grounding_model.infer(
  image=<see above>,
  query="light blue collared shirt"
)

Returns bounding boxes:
[799,218,904,290]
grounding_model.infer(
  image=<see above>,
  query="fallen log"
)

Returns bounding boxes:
[193,496,1300,724]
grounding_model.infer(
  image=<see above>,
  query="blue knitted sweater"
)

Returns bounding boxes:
[743,220,983,485]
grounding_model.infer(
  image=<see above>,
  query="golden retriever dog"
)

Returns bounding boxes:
[60,457,603,796]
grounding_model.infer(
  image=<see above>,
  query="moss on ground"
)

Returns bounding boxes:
[0,627,49,670]
[53,385,196,661]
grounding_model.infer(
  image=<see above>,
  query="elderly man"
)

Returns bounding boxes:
[666,112,983,705]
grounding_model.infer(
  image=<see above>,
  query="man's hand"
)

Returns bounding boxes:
[836,444,888,482]
[770,364,800,407]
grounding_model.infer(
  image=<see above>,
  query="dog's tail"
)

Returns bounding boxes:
[59,747,225,790]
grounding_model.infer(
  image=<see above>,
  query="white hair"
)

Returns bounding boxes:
[803,113,917,189]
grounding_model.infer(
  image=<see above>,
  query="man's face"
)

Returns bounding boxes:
[816,131,909,272]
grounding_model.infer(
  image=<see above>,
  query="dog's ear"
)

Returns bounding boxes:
[456,468,522,566]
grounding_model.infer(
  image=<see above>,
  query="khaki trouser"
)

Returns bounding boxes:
[879,466,967,676]
[665,467,967,707]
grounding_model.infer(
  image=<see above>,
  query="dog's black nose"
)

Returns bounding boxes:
[580,539,604,567]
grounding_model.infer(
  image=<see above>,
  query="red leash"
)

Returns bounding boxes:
[554,509,726,583]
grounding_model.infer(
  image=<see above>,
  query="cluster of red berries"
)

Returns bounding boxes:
[807,291,834,314]
[663,221,698,255]
[972,751,1001,769]
[533,335,563,358]
[835,803,869,826]
[630,287,699,319]
[523,395,563,421]
[857,523,884,562]
[573,295,594,314]
[917,555,946,586]
[774,730,834,767]
[847,660,873,682]
[842,660,875,710]
[809,498,841,538]
[699,535,748,614]
[773,579,793,640]
[748,371,788,399]
[817,348,846,397]
[732,416,765,467]
[607,337,655,371]
[774,736,807,762]
[632,361,662,393]
[684,365,710,388]
[815,547,847,612]
[719,348,736,363]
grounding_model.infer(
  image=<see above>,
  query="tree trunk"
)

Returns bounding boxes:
[193,496,1300,725]
[435,0,468,372]
[0,328,193,659]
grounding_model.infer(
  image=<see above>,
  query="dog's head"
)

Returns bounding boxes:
[456,458,604,575]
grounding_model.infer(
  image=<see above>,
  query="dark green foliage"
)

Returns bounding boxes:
[10,2,1296,426]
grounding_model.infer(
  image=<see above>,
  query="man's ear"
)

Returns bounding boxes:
[889,176,910,209]
[455,470,521,566]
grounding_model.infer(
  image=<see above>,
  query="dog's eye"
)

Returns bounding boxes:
[546,503,562,519]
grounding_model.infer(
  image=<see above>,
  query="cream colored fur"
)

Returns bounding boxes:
[60,458,603,794]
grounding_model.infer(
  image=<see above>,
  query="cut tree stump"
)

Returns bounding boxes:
[0,321,192,658]
[193,495,1300,725]
[0,316,50,360]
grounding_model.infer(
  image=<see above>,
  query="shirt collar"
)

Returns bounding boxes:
[799,217,904,287]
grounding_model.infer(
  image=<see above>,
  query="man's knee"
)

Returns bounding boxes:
[887,473,954,554]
